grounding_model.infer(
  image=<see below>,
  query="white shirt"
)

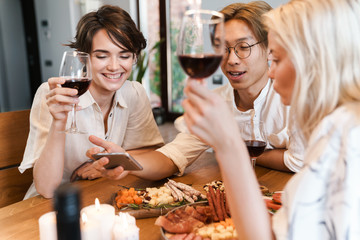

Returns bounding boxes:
[157,79,305,175]
[19,81,164,198]
[273,102,360,239]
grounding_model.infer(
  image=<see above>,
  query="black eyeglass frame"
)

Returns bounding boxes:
[225,41,263,59]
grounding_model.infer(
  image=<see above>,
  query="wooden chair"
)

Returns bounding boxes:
[0,109,33,208]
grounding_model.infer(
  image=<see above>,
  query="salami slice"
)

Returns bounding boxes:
[264,199,281,211]
[272,192,282,205]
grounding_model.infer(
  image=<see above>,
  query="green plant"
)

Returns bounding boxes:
[150,40,162,96]
[130,40,163,84]
[170,22,186,113]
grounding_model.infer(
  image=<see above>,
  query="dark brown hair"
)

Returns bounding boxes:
[219,1,272,50]
[66,5,146,57]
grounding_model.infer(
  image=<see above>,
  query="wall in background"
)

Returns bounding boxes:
[34,0,78,85]
[0,0,31,112]
[0,0,135,112]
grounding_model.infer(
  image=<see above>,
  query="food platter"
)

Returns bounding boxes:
[112,180,207,219]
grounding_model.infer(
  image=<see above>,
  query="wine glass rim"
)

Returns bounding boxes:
[64,50,89,57]
[184,9,224,23]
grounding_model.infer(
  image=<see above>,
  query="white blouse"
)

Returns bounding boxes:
[19,81,164,198]
[273,102,360,239]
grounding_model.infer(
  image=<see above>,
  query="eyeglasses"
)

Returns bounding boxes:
[225,41,263,59]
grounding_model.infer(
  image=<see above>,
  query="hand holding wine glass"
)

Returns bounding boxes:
[177,9,225,81]
[240,120,267,168]
[59,50,92,134]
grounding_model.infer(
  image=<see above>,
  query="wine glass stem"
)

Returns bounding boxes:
[251,157,256,168]
[70,104,78,132]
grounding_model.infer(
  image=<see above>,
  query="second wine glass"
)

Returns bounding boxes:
[59,50,92,134]
[177,9,225,80]
[240,120,267,168]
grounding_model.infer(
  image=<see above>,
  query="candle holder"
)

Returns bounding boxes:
[81,198,116,240]
[113,212,139,240]
[38,211,57,240]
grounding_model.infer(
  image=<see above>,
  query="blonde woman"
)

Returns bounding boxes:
[183,0,360,239]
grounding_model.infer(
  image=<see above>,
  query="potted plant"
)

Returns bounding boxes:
[130,40,166,125]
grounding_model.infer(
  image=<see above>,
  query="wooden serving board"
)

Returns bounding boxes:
[112,183,208,219]
[117,207,175,219]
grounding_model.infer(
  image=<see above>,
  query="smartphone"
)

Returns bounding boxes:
[92,152,143,171]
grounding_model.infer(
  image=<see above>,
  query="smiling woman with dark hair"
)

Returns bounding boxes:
[19,5,164,199]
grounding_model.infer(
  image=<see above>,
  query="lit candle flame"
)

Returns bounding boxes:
[81,212,88,224]
[95,198,100,210]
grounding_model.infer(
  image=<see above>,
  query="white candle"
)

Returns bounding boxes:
[113,213,139,240]
[38,211,57,240]
[81,198,115,240]
[81,213,101,240]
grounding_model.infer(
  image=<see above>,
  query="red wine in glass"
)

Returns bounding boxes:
[61,78,92,97]
[245,140,267,158]
[240,120,267,168]
[177,9,225,82]
[178,54,223,79]
[59,50,92,134]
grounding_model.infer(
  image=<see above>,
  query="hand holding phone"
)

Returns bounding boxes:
[92,152,143,171]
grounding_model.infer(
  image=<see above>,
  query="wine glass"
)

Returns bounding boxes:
[240,120,267,168]
[177,9,225,80]
[59,50,92,134]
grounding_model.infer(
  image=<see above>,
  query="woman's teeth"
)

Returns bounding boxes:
[104,73,121,79]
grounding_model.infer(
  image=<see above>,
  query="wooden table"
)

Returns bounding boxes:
[0,150,293,240]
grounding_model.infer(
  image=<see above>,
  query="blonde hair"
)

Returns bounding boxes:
[264,0,360,140]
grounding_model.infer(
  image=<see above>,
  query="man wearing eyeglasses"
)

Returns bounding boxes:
[162,1,305,174]
[77,1,305,182]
